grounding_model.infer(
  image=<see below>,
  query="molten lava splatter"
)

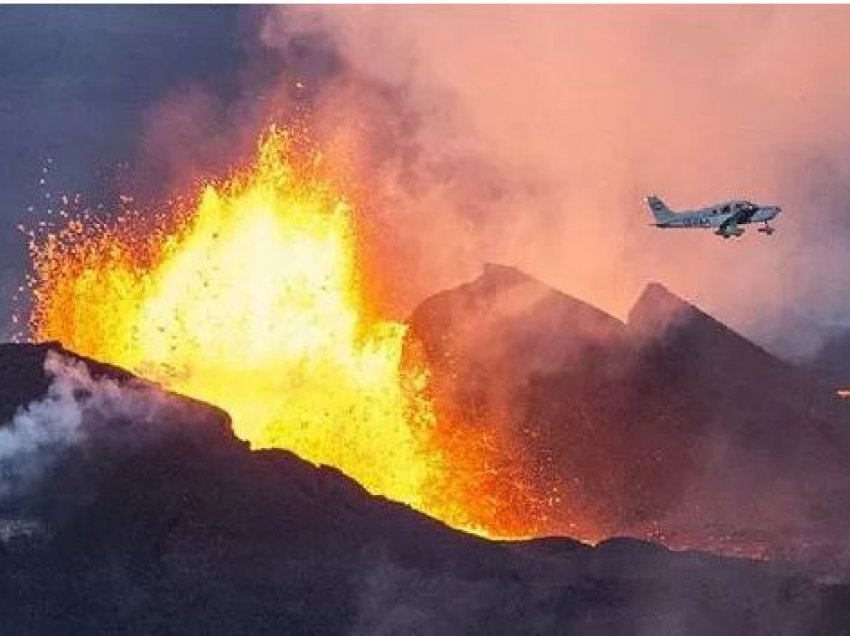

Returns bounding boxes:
[24,126,551,538]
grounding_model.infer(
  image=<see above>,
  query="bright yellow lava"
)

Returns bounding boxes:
[29,127,439,513]
[25,125,569,540]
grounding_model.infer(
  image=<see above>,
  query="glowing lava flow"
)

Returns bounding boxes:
[25,126,551,538]
[28,129,436,507]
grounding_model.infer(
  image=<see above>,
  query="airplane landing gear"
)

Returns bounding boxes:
[716,227,744,238]
[757,222,775,235]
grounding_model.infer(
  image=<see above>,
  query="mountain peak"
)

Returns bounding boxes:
[627,282,700,337]
[633,282,692,313]
[474,262,546,293]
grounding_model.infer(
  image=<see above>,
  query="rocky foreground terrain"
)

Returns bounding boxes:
[409,264,850,562]
[3,264,850,633]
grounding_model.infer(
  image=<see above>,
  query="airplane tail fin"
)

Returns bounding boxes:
[646,195,675,224]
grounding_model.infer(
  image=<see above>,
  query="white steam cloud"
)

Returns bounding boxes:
[0,351,169,503]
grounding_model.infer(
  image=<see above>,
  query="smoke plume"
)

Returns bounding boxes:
[0,351,171,506]
[0,353,86,501]
[248,6,850,357]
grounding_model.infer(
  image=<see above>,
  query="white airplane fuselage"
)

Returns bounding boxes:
[647,196,782,238]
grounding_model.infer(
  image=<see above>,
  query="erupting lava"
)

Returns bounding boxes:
[24,126,550,538]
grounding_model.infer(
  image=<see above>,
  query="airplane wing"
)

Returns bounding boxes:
[717,208,755,237]
[722,205,759,228]
[718,213,741,232]
[717,220,742,237]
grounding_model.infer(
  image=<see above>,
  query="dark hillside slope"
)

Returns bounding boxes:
[1,342,848,634]
[408,266,850,557]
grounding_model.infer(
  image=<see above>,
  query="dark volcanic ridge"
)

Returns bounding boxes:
[1,341,850,634]
[408,263,850,563]
[3,265,850,633]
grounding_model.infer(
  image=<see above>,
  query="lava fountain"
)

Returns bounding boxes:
[24,125,550,538]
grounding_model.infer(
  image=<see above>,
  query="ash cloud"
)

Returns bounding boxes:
[245,6,850,358]
[0,353,87,502]
[0,351,173,518]
[8,7,850,355]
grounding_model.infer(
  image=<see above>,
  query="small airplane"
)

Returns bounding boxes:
[646,195,782,238]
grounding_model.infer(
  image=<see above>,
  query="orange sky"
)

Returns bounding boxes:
[256,7,850,354]
[128,6,850,358]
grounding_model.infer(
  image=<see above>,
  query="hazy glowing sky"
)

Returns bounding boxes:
[5,6,850,357]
